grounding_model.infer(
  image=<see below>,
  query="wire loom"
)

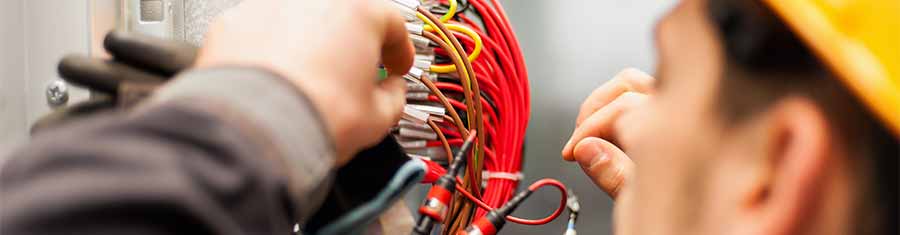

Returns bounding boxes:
[391,0,569,234]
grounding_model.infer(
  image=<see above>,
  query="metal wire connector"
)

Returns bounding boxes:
[406,22,424,35]
[406,79,430,92]
[407,104,446,117]
[399,127,438,140]
[404,67,425,81]
[410,34,433,52]
[403,105,430,124]
[564,189,580,235]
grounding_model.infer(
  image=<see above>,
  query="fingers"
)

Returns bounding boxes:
[576,68,654,126]
[376,2,415,77]
[58,55,166,94]
[104,31,198,77]
[573,137,634,199]
[31,97,115,134]
[373,75,408,132]
[563,91,648,160]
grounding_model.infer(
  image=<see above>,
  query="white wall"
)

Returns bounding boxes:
[0,0,92,155]
[22,0,92,127]
[0,0,27,154]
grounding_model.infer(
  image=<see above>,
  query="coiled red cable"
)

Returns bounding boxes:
[455,178,567,225]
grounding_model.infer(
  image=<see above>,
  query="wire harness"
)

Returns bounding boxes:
[390,0,569,234]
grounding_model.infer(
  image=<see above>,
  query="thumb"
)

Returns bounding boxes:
[573,137,634,199]
[373,75,407,131]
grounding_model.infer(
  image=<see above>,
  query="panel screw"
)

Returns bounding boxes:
[46,80,69,106]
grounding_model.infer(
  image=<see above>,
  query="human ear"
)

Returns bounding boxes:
[741,98,832,235]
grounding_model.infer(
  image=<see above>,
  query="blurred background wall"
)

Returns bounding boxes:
[0,0,676,234]
[498,1,675,234]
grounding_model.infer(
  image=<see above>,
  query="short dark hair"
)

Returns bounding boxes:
[708,0,899,234]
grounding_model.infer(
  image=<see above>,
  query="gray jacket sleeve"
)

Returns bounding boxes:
[1,67,335,235]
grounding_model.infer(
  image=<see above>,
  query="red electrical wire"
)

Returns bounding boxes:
[415,0,550,230]
[454,178,567,225]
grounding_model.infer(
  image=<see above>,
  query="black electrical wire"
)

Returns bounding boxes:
[430,0,471,16]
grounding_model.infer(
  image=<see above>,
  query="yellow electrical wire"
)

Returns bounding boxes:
[417,13,471,79]
[424,24,483,73]
[416,10,481,113]
[440,0,458,22]
[417,11,478,139]
[419,10,487,233]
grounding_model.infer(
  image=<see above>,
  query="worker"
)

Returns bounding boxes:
[0,1,896,235]
[561,0,898,235]
[1,0,415,234]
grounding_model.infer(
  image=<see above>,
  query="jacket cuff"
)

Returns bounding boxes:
[149,67,336,220]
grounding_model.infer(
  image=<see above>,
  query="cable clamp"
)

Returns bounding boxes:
[482,171,524,181]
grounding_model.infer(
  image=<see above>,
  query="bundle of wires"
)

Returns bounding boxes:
[389,0,564,234]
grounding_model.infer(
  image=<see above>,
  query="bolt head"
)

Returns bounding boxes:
[46,80,69,106]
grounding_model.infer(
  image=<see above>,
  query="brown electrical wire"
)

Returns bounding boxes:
[418,9,486,178]
[428,120,454,163]
[441,114,455,124]
[418,8,486,235]
[419,11,483,235]
[420,33,467,135]
[422,31,484,202]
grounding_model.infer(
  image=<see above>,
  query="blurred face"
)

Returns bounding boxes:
[612,0,755,234]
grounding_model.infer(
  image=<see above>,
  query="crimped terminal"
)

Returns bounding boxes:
[406,92,430,101]
[425,72,439,81]
[397,137,427,149]
[408,104,446,116]
[406,147,450,161]
[404,67,425,81]
[400,127,438,140]
[403,105,430,124]
[399,119,432,131]
[406,22,424,35]
[406,79,430,92]
[410,34,433,52]
[413,60,432,71]
[415,54,436,62]
[391,2,418,22]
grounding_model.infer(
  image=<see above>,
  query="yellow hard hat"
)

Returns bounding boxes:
[762,0,900,136]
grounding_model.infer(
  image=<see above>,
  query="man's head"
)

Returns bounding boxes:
[614,0,898,234]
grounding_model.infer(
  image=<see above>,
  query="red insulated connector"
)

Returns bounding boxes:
[457,214,499,235]
[418,180,453,221]
[420,158,447,184]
